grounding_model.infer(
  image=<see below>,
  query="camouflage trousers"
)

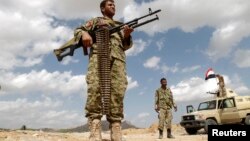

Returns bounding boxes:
[85,54,128,122]
[158,108,173,131]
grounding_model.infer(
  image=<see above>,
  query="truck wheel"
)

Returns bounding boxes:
[245,115,250,125]
[185,128,198,135]
[204,119,217,133]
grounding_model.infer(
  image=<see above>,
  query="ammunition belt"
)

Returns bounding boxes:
[96,28,111,115]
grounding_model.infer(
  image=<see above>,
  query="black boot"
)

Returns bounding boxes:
[159,129,163,139]
[167,129,174,138]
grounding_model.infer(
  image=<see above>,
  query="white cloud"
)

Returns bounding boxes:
[0,70,139,96]
[0,97,84,129]
[126,39,148,56]
[233,49,250,68]
[206,22,250,60]
[161,64,201,75]
[61,56,79,65]
[160,63,179,74]
[137,112,150,119]
[0,0,73,70]
[181,65,201,73]
[0,69,86,96]
[122,0,250,60]
[123,0,250,33]
[171,74,250,102]
[122,1,140,22]
[160,64,170,74]
[156,38,165,51]
[127,76,139,90]
[234,86,250,95]
[0,0,150,70]
[131,112,151,125]
[226,74,250,95]
[171,77,210,102]
[50,0,135,20]
[143,56,161,69]
[48,0,100,20]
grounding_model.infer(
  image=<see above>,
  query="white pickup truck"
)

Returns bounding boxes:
[180,88,250,135]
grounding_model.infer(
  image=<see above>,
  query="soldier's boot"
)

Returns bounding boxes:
[89,119,102,141]
[111,122,122,141]
[158,129,163,139]
[167,129,175,139]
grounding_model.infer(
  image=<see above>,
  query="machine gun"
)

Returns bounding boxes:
[53,8,161,61]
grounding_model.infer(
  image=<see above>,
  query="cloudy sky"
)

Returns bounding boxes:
[0,0,250,129]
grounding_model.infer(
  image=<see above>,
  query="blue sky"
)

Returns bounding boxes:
[0,0,250,129]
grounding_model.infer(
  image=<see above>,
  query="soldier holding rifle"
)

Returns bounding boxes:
[54,0,161,140]
[77,0,133,141]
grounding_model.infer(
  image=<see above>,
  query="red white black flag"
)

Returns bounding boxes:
[205,68,216,80]
[205,68,219,94]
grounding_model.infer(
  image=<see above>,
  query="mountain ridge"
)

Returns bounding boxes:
[51,120,139,133]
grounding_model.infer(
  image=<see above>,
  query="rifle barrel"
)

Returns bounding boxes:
[132,16,159,29]
[134,9,161,21]
[109,9,161,34]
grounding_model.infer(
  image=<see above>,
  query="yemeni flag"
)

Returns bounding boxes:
[205,68,219,94]
[205,68,216,80]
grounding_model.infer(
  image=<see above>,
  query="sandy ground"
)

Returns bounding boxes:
[0,125,207,141]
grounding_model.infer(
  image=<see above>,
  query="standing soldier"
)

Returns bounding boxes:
[216,74,226,97]
[74,0,133,141]
[155,78,177,139]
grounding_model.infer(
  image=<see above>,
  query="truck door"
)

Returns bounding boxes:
[220,97,241,123]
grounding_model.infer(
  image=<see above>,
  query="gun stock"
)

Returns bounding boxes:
[53,37,90,62]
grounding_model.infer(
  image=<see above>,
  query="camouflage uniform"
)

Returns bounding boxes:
[155,87,176,131]
[74,17,133,122]
[216,74,226,97]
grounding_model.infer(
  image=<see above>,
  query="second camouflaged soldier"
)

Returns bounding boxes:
[155,78,177,139]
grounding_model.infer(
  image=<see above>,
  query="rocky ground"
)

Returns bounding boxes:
[0,124,207,141]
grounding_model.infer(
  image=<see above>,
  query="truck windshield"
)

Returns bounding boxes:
[198,100,216,110]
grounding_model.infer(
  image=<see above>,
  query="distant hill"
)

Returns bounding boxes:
[0,128,10,131]
[58,120,139,133]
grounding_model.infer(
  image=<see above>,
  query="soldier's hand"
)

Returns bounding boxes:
[174,106,177,112]
[82,31,93,47]
[123,25,134,39]
[155,108,159,113]
[155,105,159,113]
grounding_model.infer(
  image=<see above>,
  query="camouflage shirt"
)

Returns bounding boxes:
[74,17,133,62]
[155,87,176,110]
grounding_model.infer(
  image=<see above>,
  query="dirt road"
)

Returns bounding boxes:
[0,126,207,141]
